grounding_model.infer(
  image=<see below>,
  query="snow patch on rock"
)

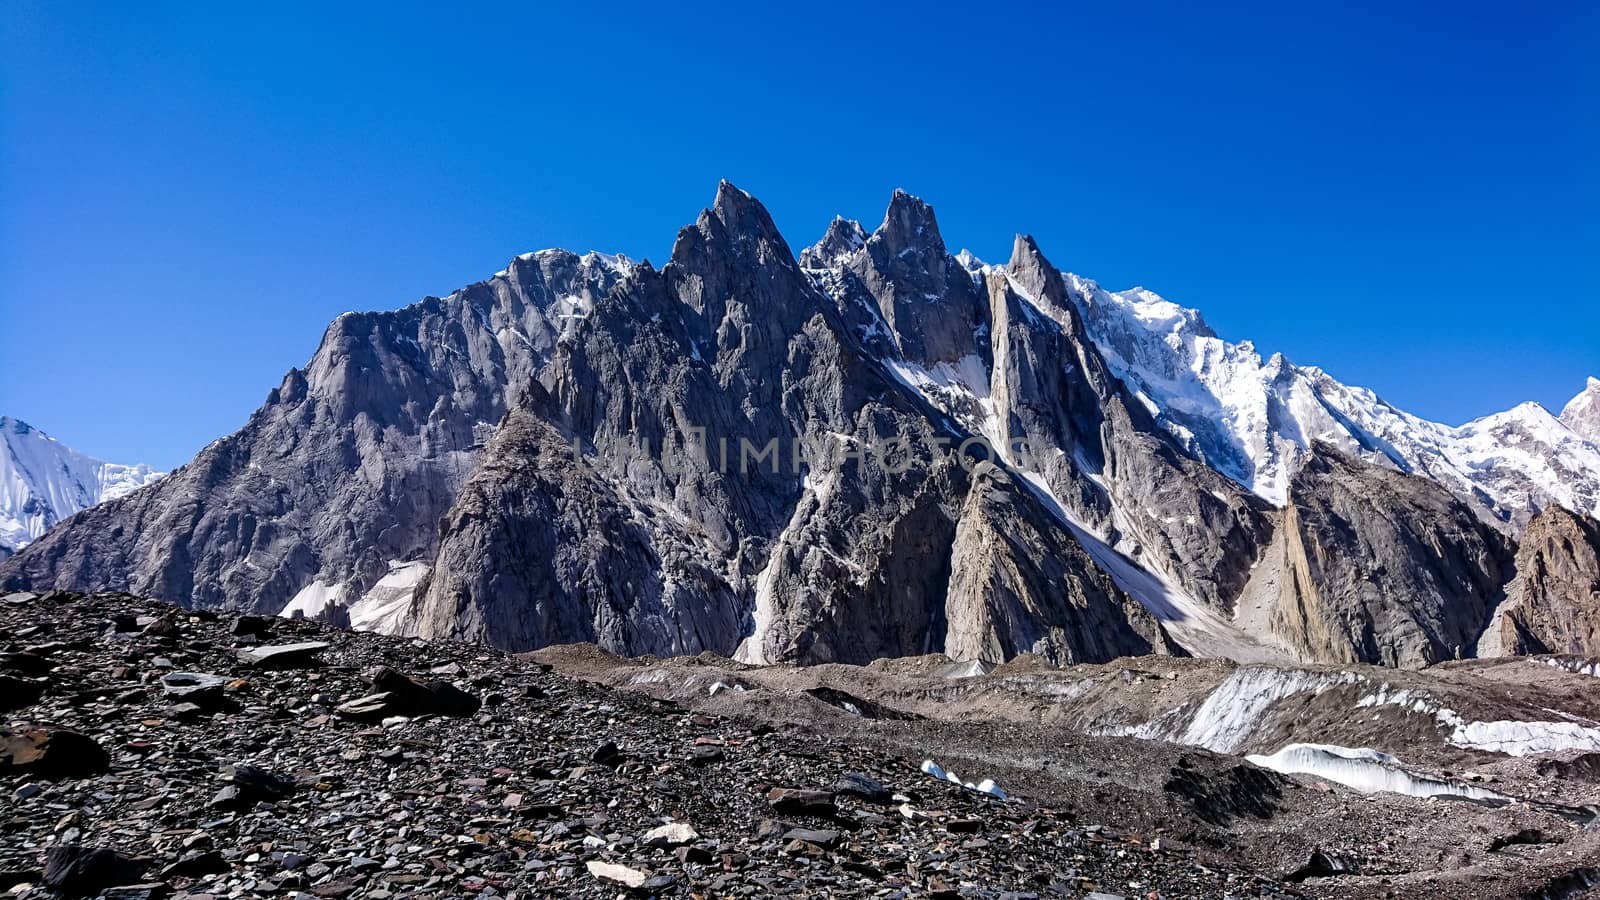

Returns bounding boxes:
[279,579,349,621]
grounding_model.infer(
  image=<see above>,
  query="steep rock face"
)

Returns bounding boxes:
[1480,506,1600,656]
[984,240,1112,501]
[944,462,1174,663]
[411,184,1163,667]
[808,222,1275,621]
[0,251,628,612]
[1265,447,1513,667]
[997,238,1275,614]
[414,393,744,655]
[1562,377,1600,445]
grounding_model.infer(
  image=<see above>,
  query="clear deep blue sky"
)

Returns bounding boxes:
[3,2,1596,470]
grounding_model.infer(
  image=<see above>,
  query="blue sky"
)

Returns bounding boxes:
[2,1,1596,470]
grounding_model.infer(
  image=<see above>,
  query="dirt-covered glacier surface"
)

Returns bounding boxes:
[535,645,1600,898]
[5,589,1600,898]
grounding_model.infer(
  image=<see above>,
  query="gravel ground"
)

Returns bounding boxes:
[3,591,1297,899]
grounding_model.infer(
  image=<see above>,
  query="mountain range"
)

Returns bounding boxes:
[4,183,1599,670]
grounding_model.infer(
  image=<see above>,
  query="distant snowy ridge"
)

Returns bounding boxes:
[0,416,164,552]
[1065,275,1600,527]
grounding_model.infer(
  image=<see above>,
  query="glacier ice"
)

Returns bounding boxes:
[1246,743,1506,802]
[1,416,163,551]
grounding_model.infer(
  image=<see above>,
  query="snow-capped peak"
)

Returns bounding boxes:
[579,250,636,277]
[1067,276,1600,526]
[800,217,868,270]
[1,417,164,553]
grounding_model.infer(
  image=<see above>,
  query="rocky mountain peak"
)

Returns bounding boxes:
[672,181,797,277]
[1561,376,1600,444]
[800,217,867,269]
[808,190,988,365]
[872,189,946,258]
[1004,234,1075,320]
[267,367,309,406]
[712,180,788,250]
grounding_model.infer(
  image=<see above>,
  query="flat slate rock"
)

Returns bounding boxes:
[159,672,228,702]
[234,641,330,668]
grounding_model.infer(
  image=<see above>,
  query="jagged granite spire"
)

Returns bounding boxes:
[1005,234,1073,313]
[828,189,990,365]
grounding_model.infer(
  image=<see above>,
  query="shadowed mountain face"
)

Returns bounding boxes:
[1261,446,1514,667]
[3,184,1596,670]
[1480,505,1600,657]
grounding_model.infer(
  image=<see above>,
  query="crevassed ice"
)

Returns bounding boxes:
[348,561,430,635]
[1176,669,1362,753]
[1100,666,1600,760]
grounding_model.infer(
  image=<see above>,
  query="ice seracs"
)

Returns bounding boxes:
[0,416,163,553]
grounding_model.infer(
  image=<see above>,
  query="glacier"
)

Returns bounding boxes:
[1,416,163,553]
